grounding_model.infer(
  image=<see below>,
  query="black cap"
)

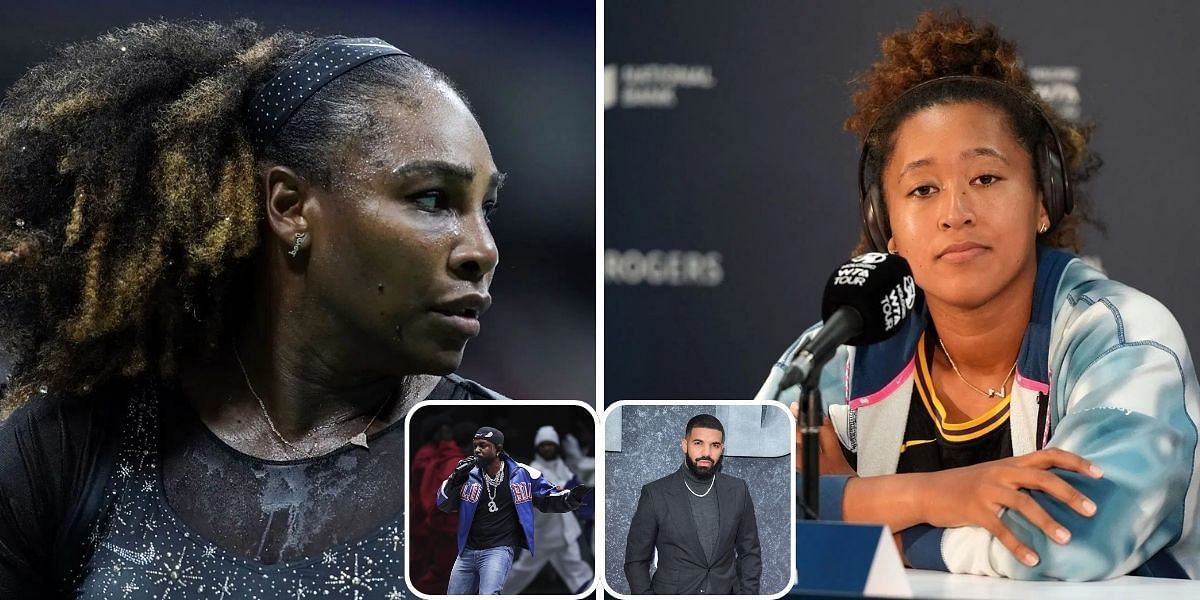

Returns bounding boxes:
[473,426,505,448]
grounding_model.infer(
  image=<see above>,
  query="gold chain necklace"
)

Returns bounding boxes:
[233,346,393,454]
[937,337,1018,399]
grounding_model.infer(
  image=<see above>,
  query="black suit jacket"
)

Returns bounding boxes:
[624,469,762,594]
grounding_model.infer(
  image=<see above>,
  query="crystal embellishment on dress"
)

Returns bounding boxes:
[73,386,412,599]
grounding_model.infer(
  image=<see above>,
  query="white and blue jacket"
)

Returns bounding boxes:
[756,247,1200,580]
[436,452,581,557]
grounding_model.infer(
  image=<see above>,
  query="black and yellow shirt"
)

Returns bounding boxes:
[894,330,1014,473]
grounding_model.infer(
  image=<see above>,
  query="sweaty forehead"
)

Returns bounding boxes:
[330,82,492,186]
[375,84,483,159]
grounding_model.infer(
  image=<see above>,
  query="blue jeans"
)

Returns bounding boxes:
[446,546,515,594]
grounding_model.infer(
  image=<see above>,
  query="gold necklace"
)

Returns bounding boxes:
[233,346,393,454]
[937,337,1018,399]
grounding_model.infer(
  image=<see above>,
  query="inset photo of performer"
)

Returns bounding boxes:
[603,402,794,596]
[406,402,597,597]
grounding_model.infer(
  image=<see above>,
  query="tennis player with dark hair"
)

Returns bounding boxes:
[757,9,1200,581]
[436,426,592,595]
[624,414,762,595]
[0,20,507,597]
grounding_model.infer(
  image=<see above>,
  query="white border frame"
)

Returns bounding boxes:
[599,400,797,600]
[403,399,601,599]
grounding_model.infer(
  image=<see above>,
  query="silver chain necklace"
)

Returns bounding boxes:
[233,346,392,454]
[483,461,506,512]
[683,475,716,497]
[937,337,1018,399]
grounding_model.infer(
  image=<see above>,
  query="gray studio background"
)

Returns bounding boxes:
[0,0,594,403]
[604,403,792,595]
[605,0,1200,404]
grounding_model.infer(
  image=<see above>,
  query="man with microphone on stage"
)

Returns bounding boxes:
[437,426,592,594]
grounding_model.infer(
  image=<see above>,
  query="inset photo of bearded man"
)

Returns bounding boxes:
[603,402,794,596]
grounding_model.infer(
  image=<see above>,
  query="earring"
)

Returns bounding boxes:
[288,232,307,257]
[1038,223,1049,234]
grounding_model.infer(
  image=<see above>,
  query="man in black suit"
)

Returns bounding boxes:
[624,414,762,594]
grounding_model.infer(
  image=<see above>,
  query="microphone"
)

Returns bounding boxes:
[782,251,919,520]
[778,252,918,392]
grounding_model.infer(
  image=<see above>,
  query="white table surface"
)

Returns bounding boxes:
[905,568,1200,599]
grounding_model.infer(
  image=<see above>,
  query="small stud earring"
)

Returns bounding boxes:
[288,232,307,257]
[1038,223,1049,234]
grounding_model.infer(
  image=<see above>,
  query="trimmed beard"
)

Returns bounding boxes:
[684,452,722,480]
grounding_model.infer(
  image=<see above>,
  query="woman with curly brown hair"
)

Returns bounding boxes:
[0,20,506,597]
[757,11,1200,580]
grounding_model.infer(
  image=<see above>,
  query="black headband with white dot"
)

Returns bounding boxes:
[246,36,410,149]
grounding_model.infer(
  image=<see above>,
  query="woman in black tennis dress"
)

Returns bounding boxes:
[0,20,505,597]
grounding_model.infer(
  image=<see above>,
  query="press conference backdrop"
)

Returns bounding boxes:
[604,0,1200,405]
[0,0,595,402]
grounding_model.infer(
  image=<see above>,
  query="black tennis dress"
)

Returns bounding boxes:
[0,375,499,599]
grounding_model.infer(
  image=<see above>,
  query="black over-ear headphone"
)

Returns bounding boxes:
[857,75,1073,252]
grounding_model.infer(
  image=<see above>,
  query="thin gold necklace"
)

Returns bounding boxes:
[233,346,393,454]
[937,337,1018,399]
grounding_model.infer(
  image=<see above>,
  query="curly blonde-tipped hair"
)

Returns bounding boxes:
[845,9,1101,256]
[0,20,458,414]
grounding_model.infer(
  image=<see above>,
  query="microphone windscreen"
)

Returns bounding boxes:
[821,252,919,345]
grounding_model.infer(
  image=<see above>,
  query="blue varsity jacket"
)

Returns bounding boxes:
[756,246,1200,580]
[435,452,581,557]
